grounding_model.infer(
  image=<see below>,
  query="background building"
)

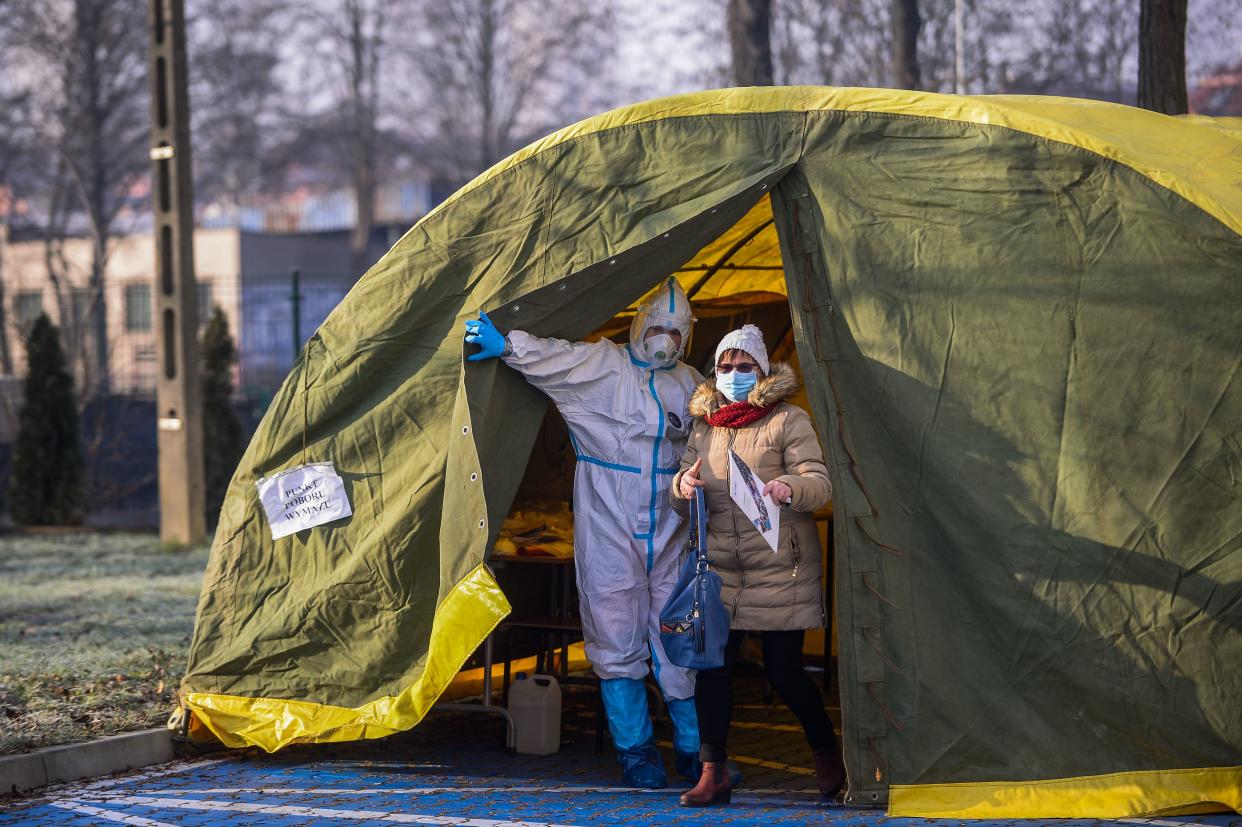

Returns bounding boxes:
[0,182,432,524]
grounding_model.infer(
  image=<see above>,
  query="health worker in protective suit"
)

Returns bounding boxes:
[464,277,702,789]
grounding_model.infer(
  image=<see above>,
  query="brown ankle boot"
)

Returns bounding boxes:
[812,748,846,800]
[679,761,733,807]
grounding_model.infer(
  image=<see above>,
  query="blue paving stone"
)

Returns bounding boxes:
[1,672,1238,826]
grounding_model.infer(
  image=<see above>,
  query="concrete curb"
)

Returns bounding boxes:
[1,728,175,795]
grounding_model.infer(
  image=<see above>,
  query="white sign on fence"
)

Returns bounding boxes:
[257,462,353,540]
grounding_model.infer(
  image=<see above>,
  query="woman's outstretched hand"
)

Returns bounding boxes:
[679,458,704,499]
[762,479,792,505]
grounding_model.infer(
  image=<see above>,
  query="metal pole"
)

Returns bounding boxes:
[149,0,205,545]
[290,268,302,359]
[954,0,966,95]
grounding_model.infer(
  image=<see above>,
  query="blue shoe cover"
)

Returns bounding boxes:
[600,678,653,751]
[666,697,699,754]
[618,742,666,788]
[666,697,702,780]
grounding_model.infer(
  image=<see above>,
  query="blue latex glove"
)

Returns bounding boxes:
[464,311,506,361]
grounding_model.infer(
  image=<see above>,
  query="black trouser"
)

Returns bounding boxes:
[695,629,838,763]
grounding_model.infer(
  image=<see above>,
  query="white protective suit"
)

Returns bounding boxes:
[501,281,702,700]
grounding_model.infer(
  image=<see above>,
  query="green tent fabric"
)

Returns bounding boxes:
[182,87,1242,818]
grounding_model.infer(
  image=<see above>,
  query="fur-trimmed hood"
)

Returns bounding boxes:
[689,361,800,417]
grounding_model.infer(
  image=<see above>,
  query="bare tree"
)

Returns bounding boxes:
[728,0,774,86]
[39,162,79,371]
[5,0,149,395]
[408,0,616,185]
[616,0,729,94]
[910,0,1016,94]
[0,212,9,374]
[284,0,398,276]
[1138,0,1189,113]
[891,0,922,89]
[771,0,974,92]
[0,68,30,375]
[341,0,384,272]
[771,0,889,87]
[1187,0,1242,82]
[1009,0,1135,99]
[187,0,287,211]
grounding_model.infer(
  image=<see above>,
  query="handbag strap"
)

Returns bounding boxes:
[690,487,709,570]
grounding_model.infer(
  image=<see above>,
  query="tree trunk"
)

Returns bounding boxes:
[88,237,110,397]
[42,176,74,378]
[0,218,12,374]
[1137,0,1188,114]
[350,157,375,277]
[345,0,384,277]
[891,0,922,90]
[79,0,111,395]
[728,0,773,87]
[477,0,498,171]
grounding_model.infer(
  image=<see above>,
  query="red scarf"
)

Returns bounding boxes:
[705,400,778,429]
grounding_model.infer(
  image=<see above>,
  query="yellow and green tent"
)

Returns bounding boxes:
[182,86,1242,819]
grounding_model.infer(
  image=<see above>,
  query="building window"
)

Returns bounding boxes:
[198,280,214,325]
[14,291,43,334]
[125,284,152,332]
[131,344,157,394]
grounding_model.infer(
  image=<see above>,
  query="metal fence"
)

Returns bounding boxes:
[234,273,350,395]
[0,271,355,524]
[1,269,355,414]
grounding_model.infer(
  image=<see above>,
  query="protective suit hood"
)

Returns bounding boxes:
[630,277,694,368]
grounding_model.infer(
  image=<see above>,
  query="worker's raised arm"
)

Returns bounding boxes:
[464,311,624,412]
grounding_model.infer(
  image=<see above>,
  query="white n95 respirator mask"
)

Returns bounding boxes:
[642,333,681,368]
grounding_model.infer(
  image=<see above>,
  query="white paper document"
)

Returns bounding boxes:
[257,462,353,540]
[728,449,780,552]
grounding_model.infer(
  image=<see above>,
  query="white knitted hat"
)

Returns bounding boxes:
[714,324,769,375]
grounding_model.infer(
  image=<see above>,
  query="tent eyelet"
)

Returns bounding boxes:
[470,473,478,481]
[558,283,566,291]
[478,519,485,528]
[609,259,617,265]
[760,184,768,190]
[462,426,469,435]
[512,304,521,312]
[662,233,670,238]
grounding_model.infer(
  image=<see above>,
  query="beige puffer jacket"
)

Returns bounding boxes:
[671,363,831,630]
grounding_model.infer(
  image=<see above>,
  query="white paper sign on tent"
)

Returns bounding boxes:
[257,462,353,540]
[727,449,780,553]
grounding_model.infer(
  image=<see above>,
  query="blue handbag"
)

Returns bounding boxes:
[659,486,729,670]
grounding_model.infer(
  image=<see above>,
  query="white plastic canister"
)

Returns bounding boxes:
[507,673,562,755]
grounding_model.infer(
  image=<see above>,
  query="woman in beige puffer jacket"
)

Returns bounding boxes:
[670,324,844,808]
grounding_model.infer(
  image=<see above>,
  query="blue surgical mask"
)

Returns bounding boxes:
[716,370,756,402]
